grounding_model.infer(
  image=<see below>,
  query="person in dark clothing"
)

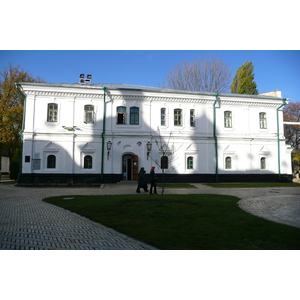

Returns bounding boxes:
[149,166,158,194]
[136,167,148,193]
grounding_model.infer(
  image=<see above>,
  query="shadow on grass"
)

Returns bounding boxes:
[43,194,300,250]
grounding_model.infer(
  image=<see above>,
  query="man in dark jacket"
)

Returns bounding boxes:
[149,166,157,194]
[136,167,148,193]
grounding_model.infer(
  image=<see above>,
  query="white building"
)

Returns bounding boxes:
[16,82,293,184]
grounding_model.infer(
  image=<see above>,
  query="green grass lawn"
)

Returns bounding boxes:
[43,194,300,250]
[204,182,300,188]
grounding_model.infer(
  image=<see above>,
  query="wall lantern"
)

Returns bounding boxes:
[146,142,152,160]
[107,141,112,159]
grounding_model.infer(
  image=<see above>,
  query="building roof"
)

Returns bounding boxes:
[18,82,287,100]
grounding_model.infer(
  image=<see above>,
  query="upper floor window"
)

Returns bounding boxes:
[161,108,166,126]
[174,109,182,126]
[84,105,94,124]
[224,111,232,128]
[117,106,126,124]
[190,109,195,127]
[259,112,267,129]
[187,156,194,169]
[161,156,169,169]
[47,103,58,122]
[84,155,93,169]
[47,155,56,168]
[225,156,232,169]
[130,107,139,125]
[260,157,266,170]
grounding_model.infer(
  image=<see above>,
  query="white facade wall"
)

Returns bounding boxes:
[18,83,293,182]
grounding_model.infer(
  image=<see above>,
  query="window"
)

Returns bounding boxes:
[161,156,168,169]
[224,111,232,128]
[174,109,182,126]
[47,155,56,168]
[225,156,232,169]
[187,156,194,169]
[84,155,93,169]
[84,105,94,124]
[25,156,30,163]
[161,108,166,126]
[47,103,58,122]
[117,106,126,124]
[190,109,195,127]
[130,107,139,125]
[259,112,267,129]
[260,157,266,170]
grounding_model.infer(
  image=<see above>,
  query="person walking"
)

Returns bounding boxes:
[136,167,148,193]
[149,166,158,194]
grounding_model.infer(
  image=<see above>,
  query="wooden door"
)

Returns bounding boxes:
[133,155,139,180]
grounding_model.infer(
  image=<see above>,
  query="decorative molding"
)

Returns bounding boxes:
[24,89,280,108]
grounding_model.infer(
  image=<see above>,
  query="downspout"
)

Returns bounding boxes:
[100,87,107,181]
[213,94,219,183]
[15,83,26,181]
[276,98,287,182]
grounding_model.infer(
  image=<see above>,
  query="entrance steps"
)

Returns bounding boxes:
[117,181,138,185]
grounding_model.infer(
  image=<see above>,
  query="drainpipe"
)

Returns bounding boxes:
[100,87,107,181]
[15,83,26,181]
[276,98,287,182]
[213,94,219,183]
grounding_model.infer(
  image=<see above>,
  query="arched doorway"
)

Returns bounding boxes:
[122,154,139,180]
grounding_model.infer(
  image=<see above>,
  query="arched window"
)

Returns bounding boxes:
[225,156,232,169]
[84,155,93,169]
[130,107,139,125]
[259,112,267,129]
[117,106,126,124]
[187,156,194,169]
[260,157,266,169]
[224,111,232,128]
[174,109,182,126]
[161,156,168,169]
[190,109,195,127]
[47,103,58,122]
[47,155,56,168]
[84,105,95,124]
[161,108,166,126]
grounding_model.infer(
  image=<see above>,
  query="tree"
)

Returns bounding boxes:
[149,129,181,206]
[160,56,232,93]
[230,61,258,95]
[283,101,300,172]
[0,63,45,172]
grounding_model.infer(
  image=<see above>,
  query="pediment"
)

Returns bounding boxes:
[259,145,271,155]
[43,142,60,152]
[185,143,198,152]
[81,142,96,152]
[224,144,236,154]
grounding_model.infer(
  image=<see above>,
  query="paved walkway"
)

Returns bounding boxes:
[0,181,299,250]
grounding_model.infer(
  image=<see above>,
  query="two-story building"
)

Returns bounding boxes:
[16,82,293,184]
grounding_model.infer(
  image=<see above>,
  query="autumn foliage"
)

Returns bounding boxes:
[0,63,45,172]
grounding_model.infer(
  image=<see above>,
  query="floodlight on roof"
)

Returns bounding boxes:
[80,74,85,78]
[87,74,92,79]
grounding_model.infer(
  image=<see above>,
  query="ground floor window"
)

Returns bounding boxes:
[187,156,194,169]
[260,157,266,169]
[47,155,56,168]
[225,156,232,169]
[84,155,93,169]
[161,156,168,169]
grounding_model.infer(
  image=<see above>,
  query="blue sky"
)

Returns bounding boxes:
[1,50,299,101]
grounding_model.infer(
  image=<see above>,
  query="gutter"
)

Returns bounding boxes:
[276,98,287,181]
[15,83,26,180]
[213,94,219,183]
[100,87,107,181]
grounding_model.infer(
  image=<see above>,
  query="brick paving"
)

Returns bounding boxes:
[0,184,156,250]
[1,181,299,250]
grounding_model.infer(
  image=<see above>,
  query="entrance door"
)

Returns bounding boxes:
[123,154,138,180]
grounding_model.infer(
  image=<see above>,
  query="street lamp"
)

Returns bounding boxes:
[146,142,152,160]
[107,141,112,159]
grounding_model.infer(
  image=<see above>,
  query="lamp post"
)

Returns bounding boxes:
[146,142,152,160]
[107,141,112,159]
